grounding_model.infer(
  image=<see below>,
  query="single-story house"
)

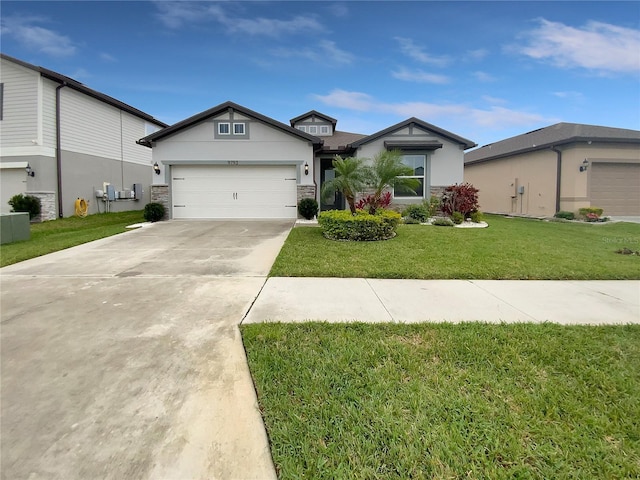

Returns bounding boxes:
[464,123,640,216]
[138,101,476,219]
[0,53,167,219]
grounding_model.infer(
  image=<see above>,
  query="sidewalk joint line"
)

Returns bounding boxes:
[365,278,395,322]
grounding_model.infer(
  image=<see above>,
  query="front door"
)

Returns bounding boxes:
[320,158,345,211]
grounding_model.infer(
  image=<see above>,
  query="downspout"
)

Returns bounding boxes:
[551,146,562,214]
[55,82,67,217]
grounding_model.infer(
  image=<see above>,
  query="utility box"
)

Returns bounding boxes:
[517,185,525,194]
[106,185,116,201]
[133,183,143,200]
[1,213,30,245]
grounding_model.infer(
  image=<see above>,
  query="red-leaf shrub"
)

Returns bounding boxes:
[441,183,480,217]
[355,191,392,214]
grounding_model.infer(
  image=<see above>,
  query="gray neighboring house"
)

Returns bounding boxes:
[0,53,167,219]
[464,123,640,217]
[139,102,476,219]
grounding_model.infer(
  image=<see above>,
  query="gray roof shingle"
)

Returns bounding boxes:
[465,123,640,164]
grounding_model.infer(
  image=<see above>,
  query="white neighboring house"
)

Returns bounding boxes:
[138,102,476,219]
[0,53,167,219]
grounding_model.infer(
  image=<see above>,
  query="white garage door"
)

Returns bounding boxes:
[171,165,298,219]
[591,163,640,216]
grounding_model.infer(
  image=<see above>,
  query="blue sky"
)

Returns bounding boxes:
[2,1,639,148]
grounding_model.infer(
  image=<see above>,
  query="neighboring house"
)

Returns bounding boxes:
[138,101,476,219]
[0,53,167,219]
[464,123,640,217]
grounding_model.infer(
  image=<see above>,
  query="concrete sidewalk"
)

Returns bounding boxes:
[244,278,640,325]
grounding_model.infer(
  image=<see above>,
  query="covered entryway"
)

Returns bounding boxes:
[171,165,298,219]
[590,162,640,216]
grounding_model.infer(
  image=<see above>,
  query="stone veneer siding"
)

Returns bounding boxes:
[150,184,170,220]
[297,184,317,218]
[26,191,56,222]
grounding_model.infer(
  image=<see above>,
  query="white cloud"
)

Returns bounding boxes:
[314,89,552,130]
[552,91,584,101]
[394,37,450,67]
[392,67,450,84]
[329,3,349,18]
[70,68,91,80]
[466,49,489,61]
[270,40,354,65]
[154,1,322,36]
[473,71,497,82]
[481,95,507,105]
[1,16,77,57]
[515,18,640,74]
[100,52,117,62]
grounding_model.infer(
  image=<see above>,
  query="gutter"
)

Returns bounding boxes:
[551,146,562,213]
[56,82,67,217]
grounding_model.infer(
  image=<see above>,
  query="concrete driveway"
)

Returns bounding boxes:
[1,220,291,480]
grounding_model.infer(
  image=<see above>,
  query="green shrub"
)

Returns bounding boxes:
[143,202,166,222]
[8,194,41,220]
[424,195,441,217]
[555,211,575,220]
[579,207,604,217]
[318,209,401,241]
[402,204,429,223]
[470,211,484,223]
[403,217,420,224]
[432,217,454,227]
[451,212,464,224]
[298,197,319,220]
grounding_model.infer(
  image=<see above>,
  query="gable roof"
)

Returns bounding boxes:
[350,117,477,150]
[0,53,167,127]
[320,131,367,154]
[138,101,324,148]
[290,110,338,130]
[465,122,640,164]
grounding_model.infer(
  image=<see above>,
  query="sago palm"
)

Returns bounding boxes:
[320,155,368,214]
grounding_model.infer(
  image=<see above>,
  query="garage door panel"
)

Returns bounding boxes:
[171,165,298,219]
[591,163,640,216]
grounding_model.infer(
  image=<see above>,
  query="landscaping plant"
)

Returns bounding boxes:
[320,156,368,214]
[143,202,166,222]
[554,211,575,220]
[8,194,41,220]
[355,191,392,214]
[318,209,401,241]
[363,150,420,214]
[402,204,429,223]
[298,197,319,220]
[441,183,480,217]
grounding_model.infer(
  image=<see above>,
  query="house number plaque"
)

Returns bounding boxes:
[227,161,239,165]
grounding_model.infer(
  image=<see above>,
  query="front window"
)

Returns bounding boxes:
[218,122,230,135]
[233,123,245,134]
[394,154,425,198]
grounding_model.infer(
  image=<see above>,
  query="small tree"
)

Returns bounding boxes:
[320,155,368,214]
[441,183,480,217]
[8,194,41,220]
[364,150,420,214]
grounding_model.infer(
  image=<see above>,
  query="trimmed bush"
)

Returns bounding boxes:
[143,202,166,222]
[579,207,604,217]
[8,194,41,220]
[470,211,484,223]
[402,204,429,223]
[432,216,454,227]
[318,209,401,241]
[424,195,441,217]
[298,197,319,220]
[554,211,575,220]
[451,211,464,224]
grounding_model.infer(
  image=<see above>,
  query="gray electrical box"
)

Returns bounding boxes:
[133,183,143,200]
[517,185,525,194]
[106,185,116,201]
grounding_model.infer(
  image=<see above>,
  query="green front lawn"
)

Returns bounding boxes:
[270,215,640,279]
[0,210,144,267]
[242,322,640,479]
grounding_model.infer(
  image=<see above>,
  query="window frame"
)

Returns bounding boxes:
[320,125,330,134]
[297,125,307,132]
[218,122,231,135]
[233,122,245,135]
[394,154,427,199]
[308,125,318,134]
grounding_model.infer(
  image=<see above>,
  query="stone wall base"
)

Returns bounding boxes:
[150,185,170,220]
[26,191,56,222]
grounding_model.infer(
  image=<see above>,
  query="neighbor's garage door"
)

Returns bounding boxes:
[171,165,298,219]
[590,163,640,216]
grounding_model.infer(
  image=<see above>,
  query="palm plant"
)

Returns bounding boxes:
[320,155,368,214]
[365,150,420,214]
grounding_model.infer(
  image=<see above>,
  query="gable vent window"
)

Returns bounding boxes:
[233,123,245,135]
[320,125,329,134]
[218,122,231,135]
[297,125,307,132]
[308,125,318,134]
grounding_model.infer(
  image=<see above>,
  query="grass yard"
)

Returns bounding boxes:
[270,215,640,279]
[242,322,640,479]
[0,210,144,267]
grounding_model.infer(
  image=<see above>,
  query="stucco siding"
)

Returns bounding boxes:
[0,59,39,147]
[465,151,557,215]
